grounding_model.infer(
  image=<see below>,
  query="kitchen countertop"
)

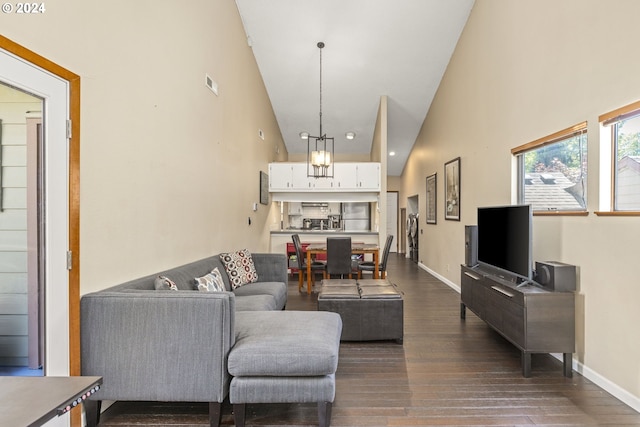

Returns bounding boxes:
[271,229,378,235]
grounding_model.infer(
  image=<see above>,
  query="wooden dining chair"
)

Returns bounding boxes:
[358,234,393,279]
[292,234,326,292]
[326,237,353,279]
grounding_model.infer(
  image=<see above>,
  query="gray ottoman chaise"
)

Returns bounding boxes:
[317,278,404,343]
[229,310,343,427]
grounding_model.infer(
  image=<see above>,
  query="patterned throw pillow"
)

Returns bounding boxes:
[195,267,226,292]
[219,249,258,289]
[154,275,178,291]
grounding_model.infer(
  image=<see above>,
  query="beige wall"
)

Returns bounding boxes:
[400,0,640,406]
[0,0,287,293]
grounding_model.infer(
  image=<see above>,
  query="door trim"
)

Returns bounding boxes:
[0,35,81,425]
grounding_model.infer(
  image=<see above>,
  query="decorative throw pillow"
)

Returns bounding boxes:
[195,267,226,292]
[154,275,178,291]
[219,249,258,289]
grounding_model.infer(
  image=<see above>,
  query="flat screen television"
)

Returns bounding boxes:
[477,204,533,284]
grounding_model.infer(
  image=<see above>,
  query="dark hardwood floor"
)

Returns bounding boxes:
[97,254,640,426]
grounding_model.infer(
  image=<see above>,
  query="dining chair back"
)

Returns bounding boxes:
[292,234,305,268]
[326,236,352,278]
[292,234,326,292]
[358,234,393,279]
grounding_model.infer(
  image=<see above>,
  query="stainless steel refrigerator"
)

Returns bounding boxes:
[341,202,371,231]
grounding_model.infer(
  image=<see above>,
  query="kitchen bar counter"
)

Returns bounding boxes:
[271,230,378,235]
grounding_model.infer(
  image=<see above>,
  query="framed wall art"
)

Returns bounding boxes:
[426,173,436,224]
[259,171,269,205]
[444,157,460,221]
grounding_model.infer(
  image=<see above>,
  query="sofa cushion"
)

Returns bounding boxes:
[235,295,277,311]
[195,268,226,292]
[232,281,287,310]
[154,276,178,291]
[220,249,258,289]
[229,311,342,377]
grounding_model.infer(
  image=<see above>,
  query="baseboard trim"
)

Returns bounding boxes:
[417,262,640,415]
[570,357,640,413]
[419,262,460,293]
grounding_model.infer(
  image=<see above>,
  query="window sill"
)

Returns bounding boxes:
[533,210,589,217]
[594,211,640,217]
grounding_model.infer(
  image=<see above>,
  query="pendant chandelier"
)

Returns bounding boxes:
[306,41,334,178]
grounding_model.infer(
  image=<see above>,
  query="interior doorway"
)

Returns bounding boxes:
[399,208,406,255]
[386,191,398,253]
[0,35,81,427]
[0,82,44,375]
[407,195,419,263]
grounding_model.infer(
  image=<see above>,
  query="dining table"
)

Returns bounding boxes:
[305,242,380,294]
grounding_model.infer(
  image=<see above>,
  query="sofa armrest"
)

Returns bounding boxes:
[81,291,235,403]
[251,253,288,284]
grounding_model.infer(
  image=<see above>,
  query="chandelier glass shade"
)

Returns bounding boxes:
[306,42,334,178]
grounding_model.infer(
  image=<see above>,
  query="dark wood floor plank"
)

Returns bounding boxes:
[96,254,640,426]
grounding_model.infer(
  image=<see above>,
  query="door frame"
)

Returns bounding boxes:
[0,35,81,425]
[386,191,399,252]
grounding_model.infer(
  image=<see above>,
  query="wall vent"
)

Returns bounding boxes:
[205,74,218,96]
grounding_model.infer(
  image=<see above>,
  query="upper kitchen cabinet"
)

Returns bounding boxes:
[269,162,381,193]
[288,201,303,215]
[359,163,381,190]
[269,163,294,190]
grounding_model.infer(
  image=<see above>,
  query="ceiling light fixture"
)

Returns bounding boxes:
[345,131,356,140]
[299,131,309,140]
[306,42,334,178]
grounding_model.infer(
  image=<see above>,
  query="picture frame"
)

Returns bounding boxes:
[426,173,437,224]
[259,170,269,205]
[444,157,461,221]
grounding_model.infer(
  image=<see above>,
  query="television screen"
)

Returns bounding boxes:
[477,205,532,281]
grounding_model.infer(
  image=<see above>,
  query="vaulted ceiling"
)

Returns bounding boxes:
[235,0,475,176]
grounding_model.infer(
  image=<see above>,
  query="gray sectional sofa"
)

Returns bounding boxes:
[80,252,342,427]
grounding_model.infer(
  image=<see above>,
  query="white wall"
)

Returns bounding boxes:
[0,0,288,294]
[400,0,640,407]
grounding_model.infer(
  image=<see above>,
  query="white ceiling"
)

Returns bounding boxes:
[235,0,475,176]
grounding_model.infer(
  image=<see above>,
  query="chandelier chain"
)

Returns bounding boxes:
[319,42,323,137]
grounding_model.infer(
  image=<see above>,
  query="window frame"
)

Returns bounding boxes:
[512,122,589,216]
[597,100,640,216]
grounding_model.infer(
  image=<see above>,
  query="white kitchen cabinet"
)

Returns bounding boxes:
[292,163,337,190]
[290,163,311,190]
[355,162,380,190]
[288,201,303,215]
[327,202,340,214]
[268,162,380,192]
[269,163,294,190]
[333,163,358,189]
[308,175,335,190]
[333,162,380,191]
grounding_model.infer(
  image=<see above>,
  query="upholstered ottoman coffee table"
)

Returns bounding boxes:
[318,279,404,344]
[228,310,342,427]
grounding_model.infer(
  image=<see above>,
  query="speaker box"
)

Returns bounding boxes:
[464,225,478,267]
[534,261,576,292]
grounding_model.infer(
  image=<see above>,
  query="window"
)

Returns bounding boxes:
[512,122,588,213]
[599,101,640,212]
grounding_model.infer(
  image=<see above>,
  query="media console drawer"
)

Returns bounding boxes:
[460,265,575,377]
